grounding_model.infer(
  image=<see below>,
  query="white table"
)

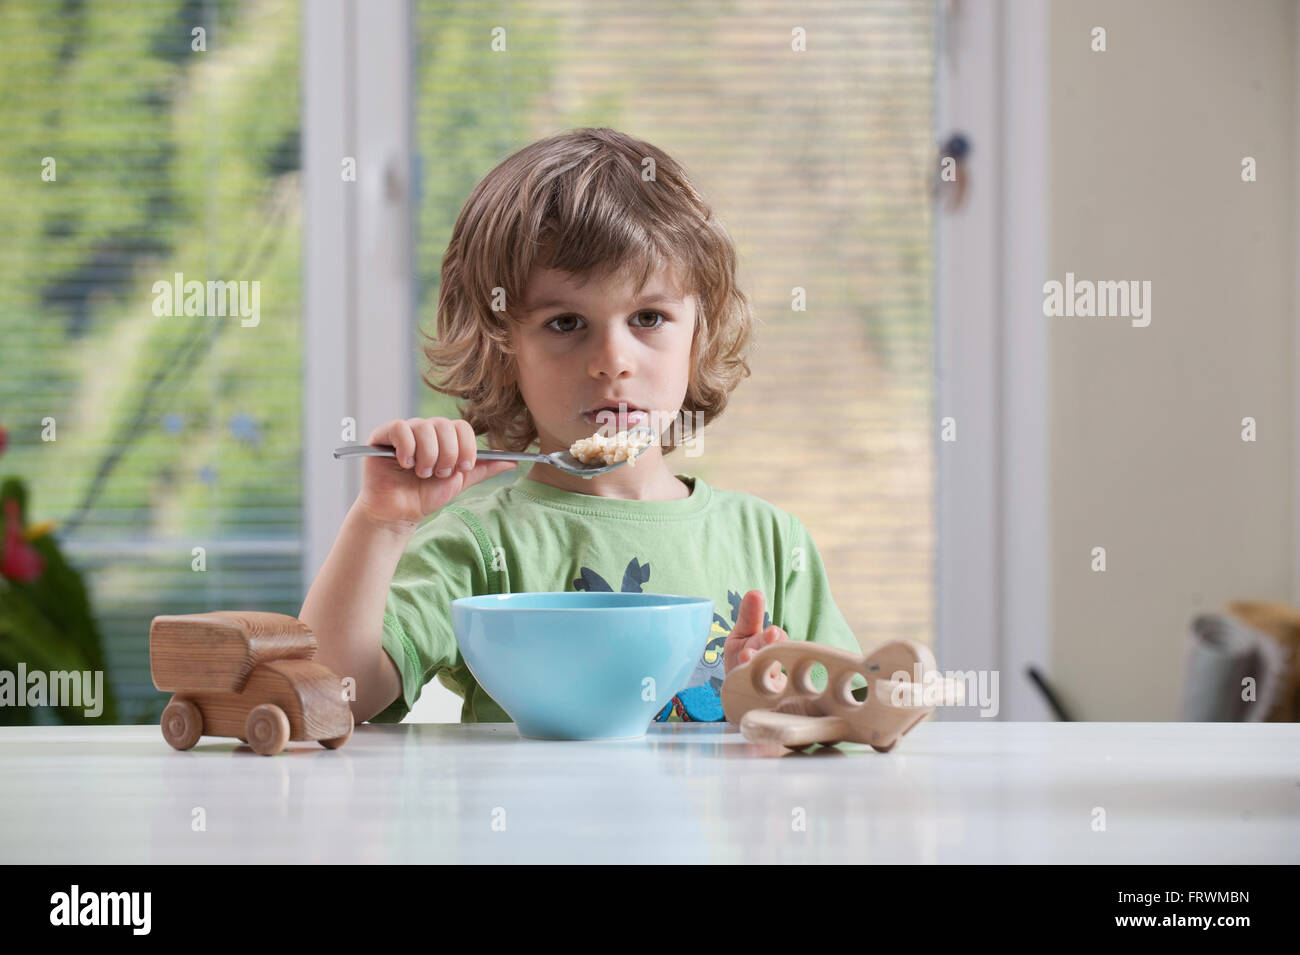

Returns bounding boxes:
[1,721,1296,863]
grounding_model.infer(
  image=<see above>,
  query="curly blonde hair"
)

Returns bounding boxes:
[422,127,755,455]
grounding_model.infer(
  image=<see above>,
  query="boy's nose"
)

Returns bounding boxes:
[587,333,635,378]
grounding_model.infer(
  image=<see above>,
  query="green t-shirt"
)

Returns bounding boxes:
[370,472,866,724]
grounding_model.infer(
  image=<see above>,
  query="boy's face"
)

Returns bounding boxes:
[514,262,696,459]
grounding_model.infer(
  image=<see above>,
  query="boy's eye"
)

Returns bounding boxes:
[544,311,667,333]
[547,314,581,333]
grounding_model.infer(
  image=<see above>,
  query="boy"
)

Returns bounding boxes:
[300,127,867,724]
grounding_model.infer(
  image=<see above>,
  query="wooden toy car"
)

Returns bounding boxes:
[150,611,353,756]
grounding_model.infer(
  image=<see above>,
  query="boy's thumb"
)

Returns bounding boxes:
[463,459,518,487]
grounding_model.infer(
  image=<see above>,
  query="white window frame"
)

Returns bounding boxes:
[934,0,1051,720]
[302,0,415,589]
[303,0,1053,720]
[303,0,467,721]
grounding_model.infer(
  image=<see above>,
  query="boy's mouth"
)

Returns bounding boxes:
[583,404,648,427]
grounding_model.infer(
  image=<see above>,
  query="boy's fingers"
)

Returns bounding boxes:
[732,590,766,638]
[390,419,416,468]
[453,420,478,472]
[724,593,775,672]
[737,626,788,664]
[740,634,767,662]
[410,418,440,477]
[430,418,460,477]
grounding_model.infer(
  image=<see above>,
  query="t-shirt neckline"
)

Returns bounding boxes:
[509,473,711,519]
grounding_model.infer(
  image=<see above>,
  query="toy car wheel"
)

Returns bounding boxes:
[245,704,290,756]
[161,698,203,751]
[320,710,353,749]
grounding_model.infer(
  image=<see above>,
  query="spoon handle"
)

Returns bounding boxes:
[476,449,555,464]
[332,443,551,464]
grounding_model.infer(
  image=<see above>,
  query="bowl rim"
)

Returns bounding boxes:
[452,591,712,612]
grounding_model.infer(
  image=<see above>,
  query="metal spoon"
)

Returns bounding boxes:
[331,425,657,480]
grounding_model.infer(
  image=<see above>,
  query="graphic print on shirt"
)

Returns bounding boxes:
[572,558,770,722]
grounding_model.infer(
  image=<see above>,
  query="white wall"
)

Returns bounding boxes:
[1047,0,1297,718]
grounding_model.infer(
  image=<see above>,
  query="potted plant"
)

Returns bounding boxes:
[0,425,118,724]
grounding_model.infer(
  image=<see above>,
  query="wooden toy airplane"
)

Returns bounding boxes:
[720,638,957,752]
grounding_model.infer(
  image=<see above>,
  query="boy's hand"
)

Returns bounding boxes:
[356,417,518,528]
[724,590,789,688]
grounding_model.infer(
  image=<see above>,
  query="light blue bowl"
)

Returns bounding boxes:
[451,592,715,740]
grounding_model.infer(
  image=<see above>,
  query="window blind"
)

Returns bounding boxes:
[413,0,935,647]
[0,0,303,722]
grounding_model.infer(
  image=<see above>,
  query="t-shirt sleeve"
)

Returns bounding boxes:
[780,513,869,701]
[368,508,488,723]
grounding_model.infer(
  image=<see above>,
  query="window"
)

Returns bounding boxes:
[412,0,936,647]
[0,0,303,722]
[1,0,936,725]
